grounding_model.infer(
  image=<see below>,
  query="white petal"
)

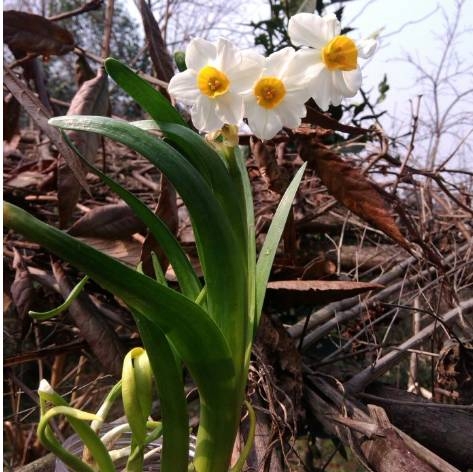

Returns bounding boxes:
[229,53,265,93]
[246,101,282,141]
[186,38,216,71]
[304,61,326,90]
[320,13,341,41]
[283,49,318,85]
[308,68,333,111]
[330,94,343,107]
[191,96,223,132]
[215,38,239,72]
[288,13,326,49]
[168,70,199,104]
[38,379,54,394]
[216,92,243,124]
[265,47,295,77]
[357,38,378,58]
[282,92,308,116]
[275,100,305,129]
[339,68,362,97]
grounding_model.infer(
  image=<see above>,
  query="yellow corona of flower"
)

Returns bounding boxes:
[288,12,377,110]
[243,47,310,141]
[168,38,262,133]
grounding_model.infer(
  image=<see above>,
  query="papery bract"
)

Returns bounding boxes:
[288,12,377,110]
[243,47,310,140]
[168,37,261,132]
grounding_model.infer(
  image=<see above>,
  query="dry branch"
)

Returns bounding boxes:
[304,372,461,472]
[361,384,473,470]
[345,297,473,393]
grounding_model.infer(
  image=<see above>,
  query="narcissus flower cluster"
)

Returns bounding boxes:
[168,11,377,141]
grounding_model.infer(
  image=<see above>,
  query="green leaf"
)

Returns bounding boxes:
[224,147,256,373]
[104,58,245,244]
[61,131,201,301]
[40,406,115,472]
[5,202,235,395]
[133,314,189,472]
[5,202,239,472]
[131,120,247,248]
[104,58,186,126]
[255,163,307,326]
[49,116,247,368]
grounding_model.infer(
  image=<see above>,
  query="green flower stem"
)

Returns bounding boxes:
[91,381,122,434]
[37,404,115,472]
[229,401,256,472]
[29,275,89,320]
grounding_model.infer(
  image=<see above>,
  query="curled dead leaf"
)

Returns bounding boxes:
[58,69,109,226]
[11,249,34,338]
[3,67,90,192]
[68,203,145,238]
[266,279,383,308]
[136,0,174,87]
[3,92,21,142]
[303,104,369,136]
[299,142,410,250]
[75,236,142,267]
[4,10,75,56]
[52,262,125,376]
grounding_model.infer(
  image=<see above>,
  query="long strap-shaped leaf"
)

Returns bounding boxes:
[104,60,247,247]
[255,163,307,328]
[131,120,247,247]
[49,116,247,367]
[133,313,189,472]
[5,202,242,472]
[223,147,256,385]
[61,132,201,301]
[5,202,235,406]
[104,58,187,126]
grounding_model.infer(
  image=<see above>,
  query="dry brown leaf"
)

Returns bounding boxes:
[68,203,145,238]
[74,55,95,87]
[3,92,21,142]
[6,171,47,189]
[251,138,290,194]
[58,69,109,226]
[4,10,75,57]
[136,0,174,86]
[3,66,89,192]
[140,176,178,276]
[266,280,383,308]
[52,262,125,376]
[75,237,142,267]
[303,104,369,135]
[299,143,410,250]
[10,250,34,338]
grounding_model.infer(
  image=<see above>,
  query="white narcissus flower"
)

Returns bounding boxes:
[243,47,311,141]
[288,12,377,110]
[168,37,262,133]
